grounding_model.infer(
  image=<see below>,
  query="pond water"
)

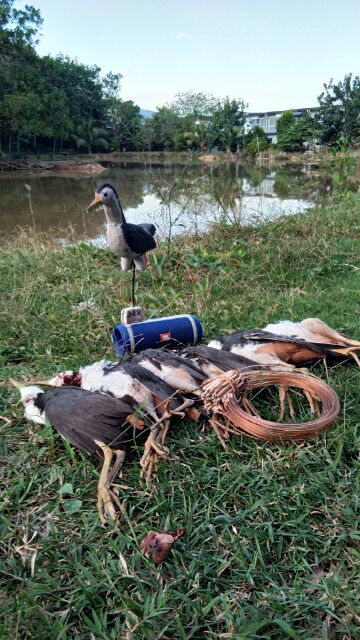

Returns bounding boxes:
[0,160,329,245]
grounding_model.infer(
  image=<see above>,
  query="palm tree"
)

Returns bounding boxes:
[72,117,109,153]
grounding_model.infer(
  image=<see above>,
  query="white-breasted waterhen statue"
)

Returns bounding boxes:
[87,183,156,306]
[19,385,148,524]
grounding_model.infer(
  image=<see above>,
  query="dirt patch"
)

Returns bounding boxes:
[59,162,105,175]
[199,154,217,163]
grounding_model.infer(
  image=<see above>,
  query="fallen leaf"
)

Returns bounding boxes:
[140,528,185,564]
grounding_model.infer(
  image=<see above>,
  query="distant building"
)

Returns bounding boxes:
[245,107,318,143]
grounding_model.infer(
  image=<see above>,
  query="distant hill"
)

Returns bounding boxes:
[140,109,154,119]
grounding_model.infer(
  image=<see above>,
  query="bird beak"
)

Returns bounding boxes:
[9,378,22,389]
[86,194,102,212]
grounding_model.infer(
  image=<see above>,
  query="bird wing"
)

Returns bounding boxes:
[180,345,260,372]
[139,223,156,236]
[120,362,184,411]
[128,349,207,385]
[122,223,156,254]
[216,329,326,354]
[41,387,141,455]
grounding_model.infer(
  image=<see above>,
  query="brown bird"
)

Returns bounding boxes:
[208,318,360,368]
[122,348,208,393]
[179,344,261,378]
[19,385,148,524]
[47,358,197,484]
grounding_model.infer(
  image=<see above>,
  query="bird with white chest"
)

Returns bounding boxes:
[87,183,156,308]
[87,183,156,272]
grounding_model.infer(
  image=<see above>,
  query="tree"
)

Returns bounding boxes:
[0,0,42,51]
[244,126,269,156]
[168,92,218,150]
[72,117,109,153]
[106,99,142,151]
[141,117,156,151]
[102,71,122,100]
[277,110,314,151]
[169,91,217,120]
[43,88,73,153]
[149,107,183,151]
[210,98,246,152]
[317,74,360,146]
[2,90,43,151]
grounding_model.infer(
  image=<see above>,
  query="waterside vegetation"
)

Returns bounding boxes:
[1,1,360,159]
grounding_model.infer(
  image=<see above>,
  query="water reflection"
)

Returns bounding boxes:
[0,161,327,244]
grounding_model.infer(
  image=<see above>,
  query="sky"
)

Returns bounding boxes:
[16,0,360,112]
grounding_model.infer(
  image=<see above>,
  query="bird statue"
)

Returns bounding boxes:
[19,385,148,524]
[87,183,156,306]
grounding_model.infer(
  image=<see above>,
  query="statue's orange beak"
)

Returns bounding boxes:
[86,194,102,211]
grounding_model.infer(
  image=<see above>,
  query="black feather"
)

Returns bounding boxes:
[215,329,326,354]
[96,183,120,197]
[127,348,207,385]
[180,345,260,371]
[122,223,156,254]
[104,361,184,411]
[34,387,144,456]
[139,223,156,236]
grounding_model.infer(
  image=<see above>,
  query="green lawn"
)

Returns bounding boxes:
[1,195,359,639]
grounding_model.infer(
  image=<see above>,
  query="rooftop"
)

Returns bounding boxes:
[247,107,318,117]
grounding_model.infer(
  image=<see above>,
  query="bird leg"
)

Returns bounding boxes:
[140,416,171,485]
[131,262,136,307]
[209,416,229,450]
[279,384,295,422]
[95,441,126,525]
[108,449,126,484]
[140,398,195,485]
[331,347,360,368]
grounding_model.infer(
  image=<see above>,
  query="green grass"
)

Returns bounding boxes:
[0,195,359,639]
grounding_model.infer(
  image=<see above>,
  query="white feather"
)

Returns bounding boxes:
[80,360,157,419]
[207,340,223,350]
[19,385,44,402]
[24,401,46,425]
[263,320,315,341]
[229,343,286,366]
[19,386,46,425]
[136,358,199,392]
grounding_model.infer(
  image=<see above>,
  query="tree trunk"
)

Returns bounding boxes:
[17,132,20,153]
[53,137,56,154]
[8,133,12,154]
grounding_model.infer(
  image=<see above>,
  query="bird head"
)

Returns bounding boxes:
[19,386,46,425]
[87,183,119,212]
[47,370,82,387]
